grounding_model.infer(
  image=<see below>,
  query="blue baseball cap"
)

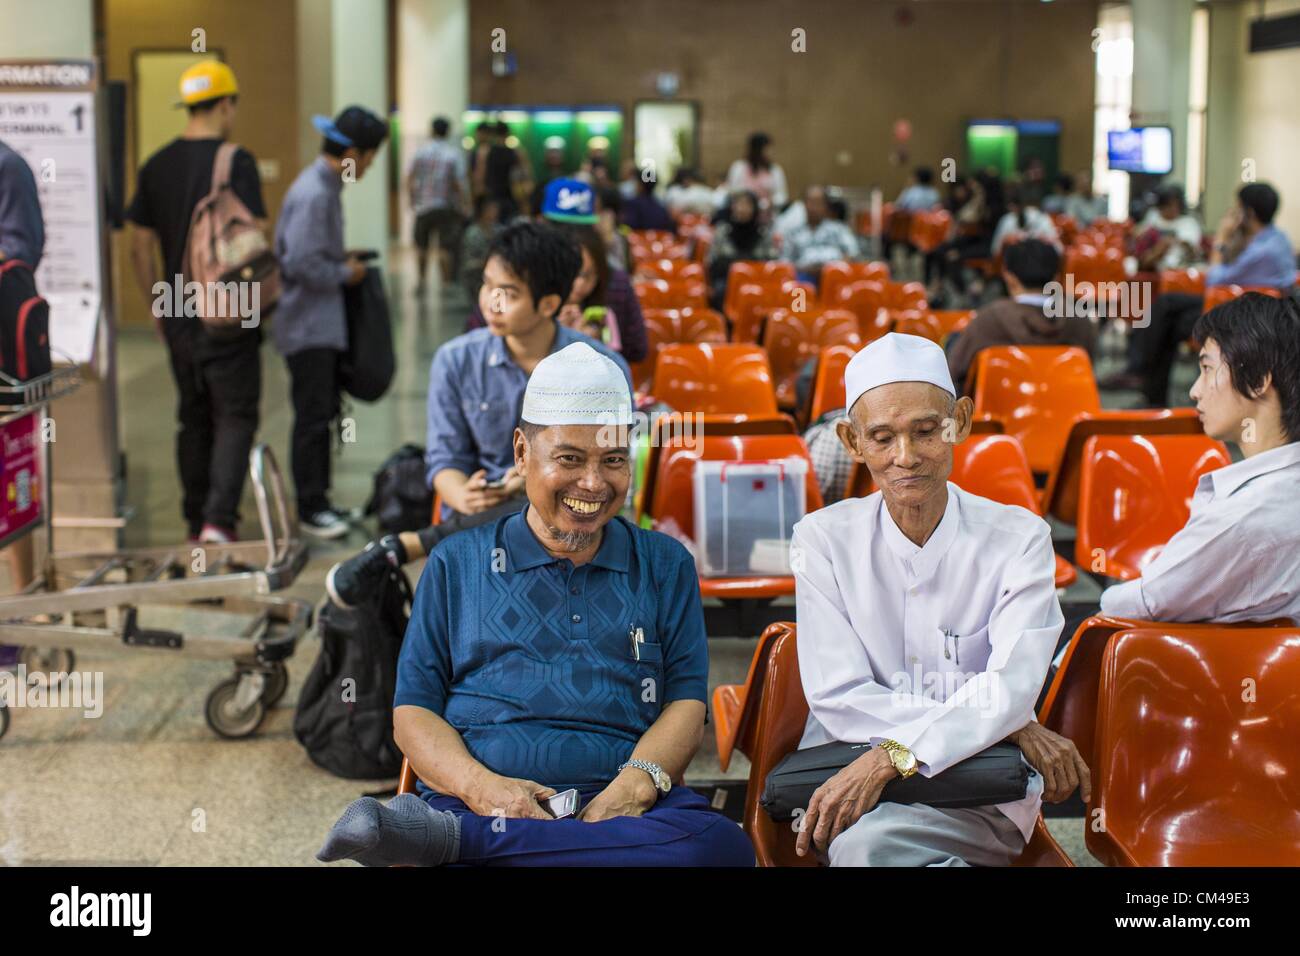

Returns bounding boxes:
[542,177,598,224]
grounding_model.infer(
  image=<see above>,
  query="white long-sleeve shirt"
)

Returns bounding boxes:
[792,486,1063,839]
[1100,441,1300,624]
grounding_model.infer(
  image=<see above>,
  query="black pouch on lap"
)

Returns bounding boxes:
[760,741,1029,821]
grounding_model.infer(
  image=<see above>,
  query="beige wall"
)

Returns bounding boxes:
[0,0,93,57]
[1204,0,1300,241]
[467,0,1099,194]
[397,0,469,241]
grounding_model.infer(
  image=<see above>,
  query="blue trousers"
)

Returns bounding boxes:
[420,785,755,867]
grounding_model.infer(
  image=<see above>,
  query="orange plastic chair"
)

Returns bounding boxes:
[971,345,1100,476]
[730,624,1071,867]
[729,279,816,344]
[630,308,681,394]
[1203,283,1283,314]
[1087,625,1300,866]
[634,276,708,310]
[1036,613,1289,776]
[1074,434,1230,581]
[1061,244,1137,318]
[835,279,893,342]
[819,260,890,305]
[635,259,705,283]
[907,209,953,253]
[891,309,942,342]
[807,343,858,423]
[762,308,862,410]
[1039,408,1203,525]
[677,306,727,344]
[882,279,929,311]
[651,342,778,416]
[647,434,822,601]
[1157,268,1206,297]
[723,261,796,321]
[397,756,418,795]
[930,309,976,339]
[949,434,1076,588]
[1050,213,1080,246]
[632,307,728,395]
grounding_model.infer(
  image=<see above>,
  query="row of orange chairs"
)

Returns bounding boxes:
[646,341,1210,532]
[708,612,1299,866]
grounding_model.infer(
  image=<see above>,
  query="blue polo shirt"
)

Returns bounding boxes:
[424,325,633,497]
[394,507,709,790]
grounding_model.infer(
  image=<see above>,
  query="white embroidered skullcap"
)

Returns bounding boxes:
[844,332,956,412]
[522,342,635,426]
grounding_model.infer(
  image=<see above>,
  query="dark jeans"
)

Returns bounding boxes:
[1126,291,1204,405]
[286,347,342,516]
[162,320,262,535]
[415,493,526,555]
[419,784,755,867]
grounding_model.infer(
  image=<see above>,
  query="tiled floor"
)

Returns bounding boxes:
[0,249,1197,865]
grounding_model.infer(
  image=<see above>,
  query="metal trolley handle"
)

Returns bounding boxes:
[247,444,295,572]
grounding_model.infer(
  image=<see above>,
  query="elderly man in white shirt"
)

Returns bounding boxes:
[792,333,1088,866]
[1098,294,1300,624]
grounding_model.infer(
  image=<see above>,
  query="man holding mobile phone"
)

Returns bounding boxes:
[318,343,754,867]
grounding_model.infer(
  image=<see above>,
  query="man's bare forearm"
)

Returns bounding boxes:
[129,229,160,301]
[624,699,706,783]
[393,704,495,802]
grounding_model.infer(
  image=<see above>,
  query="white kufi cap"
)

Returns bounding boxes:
[521,342,635,426]
[844,332,956,412]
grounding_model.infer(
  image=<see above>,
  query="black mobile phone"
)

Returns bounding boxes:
[482,476,508,490]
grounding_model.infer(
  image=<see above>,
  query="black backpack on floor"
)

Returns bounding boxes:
[364,444,433,535]
[293,566,412,779]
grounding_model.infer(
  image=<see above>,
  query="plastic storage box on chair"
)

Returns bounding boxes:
[692,458,807,577]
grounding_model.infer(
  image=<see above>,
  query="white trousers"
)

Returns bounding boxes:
[826,802,1026,867]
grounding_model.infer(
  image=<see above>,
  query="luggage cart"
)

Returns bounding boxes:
[0,368,312,740]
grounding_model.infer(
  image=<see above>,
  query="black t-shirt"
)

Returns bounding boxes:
[126,138,266,281]
[483,144,518,202]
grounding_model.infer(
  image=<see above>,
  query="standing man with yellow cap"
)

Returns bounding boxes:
[126,60,267,544]
[788,333,1087,866]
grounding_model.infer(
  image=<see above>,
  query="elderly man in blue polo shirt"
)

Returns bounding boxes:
[318,342,754,867]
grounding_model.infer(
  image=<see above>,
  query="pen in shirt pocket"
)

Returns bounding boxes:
[940,627,960,665]
[629,625,644,661]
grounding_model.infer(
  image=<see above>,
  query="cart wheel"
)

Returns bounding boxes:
[260,661,289,708]
[19,647,75,689]
[204,677,267,739]
[0,703,9,741]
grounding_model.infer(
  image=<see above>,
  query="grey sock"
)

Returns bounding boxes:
[316,793,461,867]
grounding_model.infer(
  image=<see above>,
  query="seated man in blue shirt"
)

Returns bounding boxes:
[318,343,754,867]
[1103,182,1297,405]
[324,219,630,609]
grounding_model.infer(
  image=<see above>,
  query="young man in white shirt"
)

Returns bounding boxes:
[1099,294,1300,623]
[792,333,1088,866]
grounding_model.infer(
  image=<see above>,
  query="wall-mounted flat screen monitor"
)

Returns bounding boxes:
[1107,126,1173,174]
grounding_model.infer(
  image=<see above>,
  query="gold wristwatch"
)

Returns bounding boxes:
[879,739,919,778]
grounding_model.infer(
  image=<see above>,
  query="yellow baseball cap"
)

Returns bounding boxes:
[176,61,239,107]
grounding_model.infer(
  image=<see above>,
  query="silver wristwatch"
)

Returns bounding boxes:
[618,758,671,794]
